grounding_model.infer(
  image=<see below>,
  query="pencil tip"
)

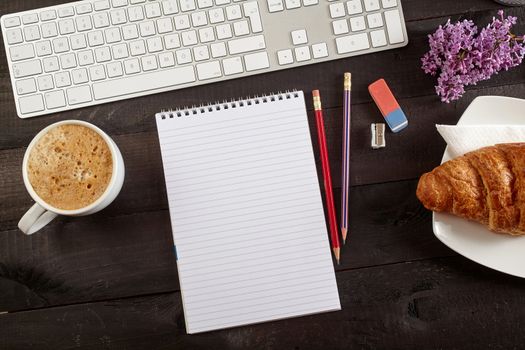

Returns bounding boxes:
[341,228,348,244]
[333,247,341,265]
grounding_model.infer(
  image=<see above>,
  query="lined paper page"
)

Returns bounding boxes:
[156,91,340,334]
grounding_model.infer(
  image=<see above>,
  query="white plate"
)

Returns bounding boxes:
[433,96,525,278]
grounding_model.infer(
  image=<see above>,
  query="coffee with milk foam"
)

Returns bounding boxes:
[27,124,113,210]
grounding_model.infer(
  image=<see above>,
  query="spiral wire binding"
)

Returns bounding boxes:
[158,90,300,120]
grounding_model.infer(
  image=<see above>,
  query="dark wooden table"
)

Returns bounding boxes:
[2,1,525,349]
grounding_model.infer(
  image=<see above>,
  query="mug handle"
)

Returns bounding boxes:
[18,203,58,235]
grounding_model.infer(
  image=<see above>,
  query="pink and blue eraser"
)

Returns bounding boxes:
[368,79,408,133]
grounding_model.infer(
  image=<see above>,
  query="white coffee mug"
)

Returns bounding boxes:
[18,120,125,235]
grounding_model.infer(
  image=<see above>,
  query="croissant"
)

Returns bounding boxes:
[416,143,525,235]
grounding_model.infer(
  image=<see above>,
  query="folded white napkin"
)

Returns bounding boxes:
[436,124,525,158]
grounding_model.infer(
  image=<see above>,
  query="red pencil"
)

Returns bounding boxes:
[312,90,341,264]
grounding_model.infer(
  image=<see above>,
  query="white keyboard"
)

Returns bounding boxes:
[1,0,408,118]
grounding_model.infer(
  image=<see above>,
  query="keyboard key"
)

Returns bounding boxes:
[55,72,72,87]
[10,44,35,61]
[141,55,158,71]
[43,57,59,72]
[107,61,124,77]
[19,94,45,114]
[233,20,249,36]
[76,4,93,15]
[312,42,328,58]
[71,34,88,50]
[381,0,397,8]
[40,10,57,21]
[174,15,191,30]
[89,65,107,81]
[13,60,42,78]
[291,29,307,45]
[6,29,23,44]
[94,0,111,11]
[243,2,263,33]
[45,90,67,109]
[329,3,345,18]
[76,16,93,31]
[24,25,41,41]
[216,24,232,40]
[294,46,311,62]
[210,42,227,58]
[41,22,58,38]
[159,52,176,68]
[367,13,383,28]
[228,34,265,54]
[384,9,404,44]
[94,12,111,28]
[197,0,214,8]
[58,7,75,18]
[145,3,162,18]
[147,37,163,53]
[88,31,105,46]
[364,0,380,11]
[370,29,387,47]
[226,5,242,20]
[199,27,215,43]
[72,68,89,84]
[162,0,179,15]
[267,0,284,12]
[164,33,181,49]
[332,19,349,35]
[124,58,141,74]
[113,43,130,58]
[197,60,221,80]
[335,32,370,54]
[38,90,65,110]
[78,50,95,65]
[191,11,208,27]
[130,40,146,56]
[22,14,39,25]
[285,0,301,9]
[176,49,192,64]
[4,17,21,28]
[244,51,269,71]
[303,0,318,6]
[67,85,93,105]
[180,0,197,12]
[35,41,52,56]
[181,30,198,46]
[123,24,140,40]
[92,66,196,100]
[193,45,210,61]
[350,16,366,31]
[59,19,75,35]
[105,28,122,43]
[216,0,231,5]
[16,78,37,95]
[346,0,362,14]
[60,53,77,69]
[110,9,127,25]
[157,18,174,33]
[112,0,128,7]
[140,21,156,36]
[277,49,293,65]
[37,75,54,91]
[222,56,243,75]
[209,8,225,24]
[53,37,69,53]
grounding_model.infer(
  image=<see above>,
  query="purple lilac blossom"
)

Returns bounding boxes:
[421,11,525,103]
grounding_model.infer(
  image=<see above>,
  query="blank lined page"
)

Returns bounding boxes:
[155,91,340,334]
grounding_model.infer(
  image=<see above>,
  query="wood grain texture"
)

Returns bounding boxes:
[1,0,525,348]
[2,256,525,350]
[0,180,453,312]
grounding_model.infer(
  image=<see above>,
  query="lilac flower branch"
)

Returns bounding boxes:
[421,10,525,103]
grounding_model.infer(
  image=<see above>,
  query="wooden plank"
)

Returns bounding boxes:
[2,256,525,349]
[1,7,525,151]
[0,179,453,312]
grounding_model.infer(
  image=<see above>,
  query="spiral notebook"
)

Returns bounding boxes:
[155,91,340,334]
